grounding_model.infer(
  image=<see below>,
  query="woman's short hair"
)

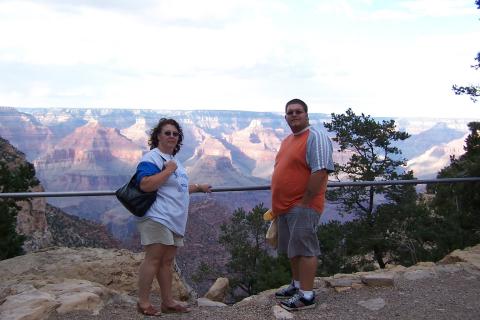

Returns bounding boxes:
[149,118,184,155]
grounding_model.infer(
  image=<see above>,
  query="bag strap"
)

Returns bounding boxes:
[133,151,167,187]
[157,153,167,170]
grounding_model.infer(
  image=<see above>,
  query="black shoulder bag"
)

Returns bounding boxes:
[115,173,157,217]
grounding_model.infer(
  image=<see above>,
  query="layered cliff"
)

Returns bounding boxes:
[0,136,119,252]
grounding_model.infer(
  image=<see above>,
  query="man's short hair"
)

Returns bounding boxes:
[285,98,308,113]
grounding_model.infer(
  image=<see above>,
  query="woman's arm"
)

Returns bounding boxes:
[188,183,212,194]
[139,160,177,192]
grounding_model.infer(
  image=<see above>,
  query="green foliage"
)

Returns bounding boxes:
[321,109,445,272]
[0,160,39,260]
[324,109,410,217]
[219,204,290,296]
[452,1,479,102]
[0,198,25,260]
[317,220,372,276]
[191,261,219,285]
[323,108,418,269]
[427,122,480,253]
[452,52,480,102]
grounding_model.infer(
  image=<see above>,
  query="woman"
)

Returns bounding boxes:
[135,118,211,316]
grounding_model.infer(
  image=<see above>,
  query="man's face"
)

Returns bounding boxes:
[285,103,308,133]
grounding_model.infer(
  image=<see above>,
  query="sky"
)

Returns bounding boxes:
[0,0,479,118]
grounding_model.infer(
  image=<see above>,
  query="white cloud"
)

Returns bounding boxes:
[0,0,478,118]
[315,0,477,21]
[399,0,476,17]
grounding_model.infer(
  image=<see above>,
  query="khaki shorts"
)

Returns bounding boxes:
[137,219,184,247]
[277,206,321,258]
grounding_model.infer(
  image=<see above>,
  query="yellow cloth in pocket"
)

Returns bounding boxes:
[265,218,278,248]
[263,208,274,221]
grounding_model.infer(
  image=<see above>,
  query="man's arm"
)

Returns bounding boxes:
[299,169,328,207]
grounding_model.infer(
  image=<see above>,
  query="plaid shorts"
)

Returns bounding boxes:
[277,206,321,258]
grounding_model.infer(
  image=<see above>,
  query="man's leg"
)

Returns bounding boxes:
[280,255,317,311]
[275,214,301,299]
[275,256,300,299]
[290,256,300,281]
[279,207,319,311]
[298,256,317,291]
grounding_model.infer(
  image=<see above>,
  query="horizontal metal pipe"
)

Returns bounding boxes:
[1,177,479,199]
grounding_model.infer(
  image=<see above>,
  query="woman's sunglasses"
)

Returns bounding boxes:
[163,131,179,137]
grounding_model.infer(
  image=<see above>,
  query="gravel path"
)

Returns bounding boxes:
[47,266,480,320]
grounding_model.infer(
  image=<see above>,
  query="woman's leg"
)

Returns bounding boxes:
[155,245,178,307]
[138,243,169,308]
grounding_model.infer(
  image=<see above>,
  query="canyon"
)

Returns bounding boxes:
[0,106,474,293]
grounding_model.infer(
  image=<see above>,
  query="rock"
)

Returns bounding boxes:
[325,277,361,288]
[357,297,386,311]
[403,269,436,281]
[0,247,194,319]
[415,262,436,268]
[351,283,366,290]
[434,264,463,274]
[313,277,327,288]
[361,273,395,287]
[386,265,407,272]
[272,305,294,319]
[236,290,274,307]
[0,247,191,300]
[204,277,229,302]
[39,279,114,315]
[16,186,54,252]
[438,244,480,270]
[197,297,228,307]
[0,279,123,319]
[0,137,53,252]
[0,289,58,320]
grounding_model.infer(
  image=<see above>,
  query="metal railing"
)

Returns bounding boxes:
[1,177,479,199]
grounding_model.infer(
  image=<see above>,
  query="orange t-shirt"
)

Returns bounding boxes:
[271,130,327,216]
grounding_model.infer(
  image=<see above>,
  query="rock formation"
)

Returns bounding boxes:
[0,136,119,252]
[0,247,193,320]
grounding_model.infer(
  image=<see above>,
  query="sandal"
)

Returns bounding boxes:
[137,302,161,316]
[161,303,191,313]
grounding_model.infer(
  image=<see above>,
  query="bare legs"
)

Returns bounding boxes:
[138,243,177,309]
[290,256,317,291]
[155,246,179,307]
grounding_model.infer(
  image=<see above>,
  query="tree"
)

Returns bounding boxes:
[0,160,39,260]
[427,122,480,253]
[453,53,480,102]
[317,220,373,276]
[323,108,418,268]
[191,261,220,288]
[452,1,480,102]
[219,204,290,296]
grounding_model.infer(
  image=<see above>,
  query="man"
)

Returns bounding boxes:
[271,98,334,311]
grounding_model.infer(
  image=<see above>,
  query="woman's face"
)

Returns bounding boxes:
[157,124,180,153]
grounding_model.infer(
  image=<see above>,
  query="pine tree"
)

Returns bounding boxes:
[0,159,39,260]
[219,204,290,296]
[323,108,430,269]
[428,122,480,253]
[452,0,480,102]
